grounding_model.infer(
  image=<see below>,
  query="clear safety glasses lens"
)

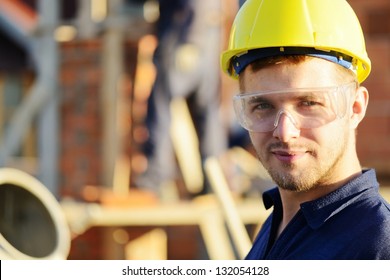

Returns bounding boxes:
[233,82,356,132]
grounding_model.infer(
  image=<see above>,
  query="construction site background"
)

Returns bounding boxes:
[0,0,389,260]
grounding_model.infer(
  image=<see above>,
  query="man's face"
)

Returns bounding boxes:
[240,58,356,192]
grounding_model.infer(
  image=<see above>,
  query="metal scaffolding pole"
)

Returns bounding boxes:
[36,0,60,196]
[100,0,125,187]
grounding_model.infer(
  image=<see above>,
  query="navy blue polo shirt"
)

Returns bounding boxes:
[246,169,390,259]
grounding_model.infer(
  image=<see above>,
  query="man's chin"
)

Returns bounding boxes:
[268,167,316,192]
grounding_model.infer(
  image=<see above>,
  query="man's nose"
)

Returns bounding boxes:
[272,110,301,142]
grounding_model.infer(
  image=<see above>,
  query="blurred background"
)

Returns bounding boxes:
[0,0,389,260]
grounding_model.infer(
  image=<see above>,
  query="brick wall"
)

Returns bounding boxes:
[59,38,139,259]
[348,0,390,181]
[60,40,103,199]
[60,38,140,197]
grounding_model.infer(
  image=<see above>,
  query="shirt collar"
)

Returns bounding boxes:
[262,169,379,230]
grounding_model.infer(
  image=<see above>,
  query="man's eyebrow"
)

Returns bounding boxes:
[246,95,272,104]
[244,89,324,104]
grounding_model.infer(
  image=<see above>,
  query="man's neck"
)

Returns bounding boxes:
[276,169,363,238]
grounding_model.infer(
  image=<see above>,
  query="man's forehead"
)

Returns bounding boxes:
[239,56,347,91]
[243,87,334,101]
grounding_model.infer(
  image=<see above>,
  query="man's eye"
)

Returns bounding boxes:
[252,102,273,110]
[301,100,319,107]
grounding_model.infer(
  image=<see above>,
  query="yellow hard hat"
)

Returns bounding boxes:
[221,0,371,83]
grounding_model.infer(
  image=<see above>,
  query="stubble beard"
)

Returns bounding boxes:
[256,133,349,192]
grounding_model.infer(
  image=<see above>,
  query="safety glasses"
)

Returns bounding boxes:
[233,82,357,132]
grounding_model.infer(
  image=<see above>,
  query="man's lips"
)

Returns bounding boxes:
[271,149,308,162]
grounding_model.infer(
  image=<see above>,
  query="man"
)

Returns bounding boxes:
[221,0,390,259]
[137,0,227,195]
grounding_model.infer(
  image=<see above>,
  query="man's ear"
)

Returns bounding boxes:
[351,86,369,129]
